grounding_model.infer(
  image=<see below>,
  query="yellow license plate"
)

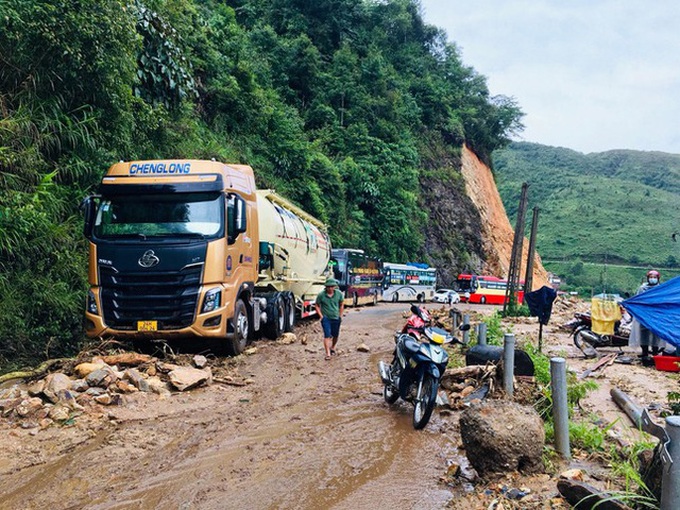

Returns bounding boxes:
[137,321,157,332]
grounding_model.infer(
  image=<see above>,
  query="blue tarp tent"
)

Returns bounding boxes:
[622,275,680,349]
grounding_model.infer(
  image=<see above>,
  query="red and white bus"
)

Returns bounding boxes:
[455,274,524,305]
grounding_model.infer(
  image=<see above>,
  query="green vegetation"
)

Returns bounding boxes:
[494,142,680,295]
[480,311,507,346]
[0,0,522,372]
[668,392,680,415]
[543,260,680,297]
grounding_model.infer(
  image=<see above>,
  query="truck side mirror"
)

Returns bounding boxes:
[235,195,247,234]
[80,195,99,239]
[227,193,247,244]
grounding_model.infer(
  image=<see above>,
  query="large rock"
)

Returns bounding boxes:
[192,355,208,369]
[168,367,212,391]
[48,404,71,422]
[43,373,73,403]
[123,368,150,392]
[557,479,633,510]
[74,362,106,378]
[86,367,118,388]
[15,397,44,417]
[460,400,544,476]
[146,376,172,398]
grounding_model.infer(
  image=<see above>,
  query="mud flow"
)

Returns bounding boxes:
[2,301,677,509]
[1,305,461,510]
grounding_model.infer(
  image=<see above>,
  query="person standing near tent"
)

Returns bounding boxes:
[629,270,665,361]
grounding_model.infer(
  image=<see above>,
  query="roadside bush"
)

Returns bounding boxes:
[483,311,508,346]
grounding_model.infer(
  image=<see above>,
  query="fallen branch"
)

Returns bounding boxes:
[443,365,487,380]
[99,353,153,367]
[579,352,618,380]
[0,358,71,384]
[441,365,497,391]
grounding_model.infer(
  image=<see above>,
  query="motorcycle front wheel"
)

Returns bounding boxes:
[413,374,438,429]
[383,384,399,404]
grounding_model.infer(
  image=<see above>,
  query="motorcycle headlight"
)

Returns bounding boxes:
[202,288,221,313]
[430,331,447,344]
[87,290,99,315]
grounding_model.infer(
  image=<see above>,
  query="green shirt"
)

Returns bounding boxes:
[316,289,344,319]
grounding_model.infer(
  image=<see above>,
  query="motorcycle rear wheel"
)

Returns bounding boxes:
[383,384,399,404]
[573,329,598,359]
[413,374,438,429]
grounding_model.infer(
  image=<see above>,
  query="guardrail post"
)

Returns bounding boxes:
[463,314,470,344]
[550,357,571,459]
[661,416,680,510]
[449,309,458,330]
[478,322,487,345]
[503,333,515,396]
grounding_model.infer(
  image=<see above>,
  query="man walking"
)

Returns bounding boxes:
[315,278,345,360]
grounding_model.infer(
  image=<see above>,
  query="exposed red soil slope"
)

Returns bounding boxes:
[461,145,550,289]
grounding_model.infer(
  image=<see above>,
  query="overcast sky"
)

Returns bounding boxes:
[419,0,680,155]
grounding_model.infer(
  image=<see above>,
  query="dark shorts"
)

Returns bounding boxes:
[321,317,341,338]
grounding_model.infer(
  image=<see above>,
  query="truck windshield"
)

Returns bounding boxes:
[94,192,224,239]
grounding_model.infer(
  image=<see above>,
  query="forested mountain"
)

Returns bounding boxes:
[493,142,680,291]
[0,0,522,370]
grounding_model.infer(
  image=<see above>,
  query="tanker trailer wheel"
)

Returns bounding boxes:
[265,295,286,339]
[284,293,296,332]
[227,299,250,355]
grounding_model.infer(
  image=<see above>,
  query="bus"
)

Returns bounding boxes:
[330,249,384,306]
[382,262,437,303]
[455,274,524,305]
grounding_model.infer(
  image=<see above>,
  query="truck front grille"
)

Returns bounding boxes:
[99,265,203,330]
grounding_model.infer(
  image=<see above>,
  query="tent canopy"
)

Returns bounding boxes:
[622,275,680,348]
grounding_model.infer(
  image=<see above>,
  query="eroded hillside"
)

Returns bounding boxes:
[460,145,550,289]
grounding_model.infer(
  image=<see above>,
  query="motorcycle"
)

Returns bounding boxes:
[377,305,470,430]
[565,310,631,359]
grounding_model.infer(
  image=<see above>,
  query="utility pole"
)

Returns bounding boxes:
[504,182,529,314]
[524,206,540,294]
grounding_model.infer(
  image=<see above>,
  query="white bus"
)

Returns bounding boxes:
[382,262,437,303]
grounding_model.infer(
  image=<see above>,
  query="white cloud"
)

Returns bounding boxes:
[419,0,680,153]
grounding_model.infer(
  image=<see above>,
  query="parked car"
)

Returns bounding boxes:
[432,289,460,304]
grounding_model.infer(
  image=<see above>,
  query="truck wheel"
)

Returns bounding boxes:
[392,293,398,303]
[352,293,358,307]
[284,293,296,332]
[372,293,378,306]
[228,299,249,355]
[480,296,487,304]
[265,295,285,339]
[417,294,424,303]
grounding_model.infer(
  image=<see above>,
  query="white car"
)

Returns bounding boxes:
[432,289,461,304]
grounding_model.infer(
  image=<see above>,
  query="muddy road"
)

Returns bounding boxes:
[1,304,467,510]
[3,300,678,510]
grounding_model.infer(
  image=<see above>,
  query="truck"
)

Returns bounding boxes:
[81,159,331,355]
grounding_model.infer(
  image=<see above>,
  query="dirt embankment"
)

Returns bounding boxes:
[460,145,550,289]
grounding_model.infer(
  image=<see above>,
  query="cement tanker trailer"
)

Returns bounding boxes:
[81,159,331,355]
